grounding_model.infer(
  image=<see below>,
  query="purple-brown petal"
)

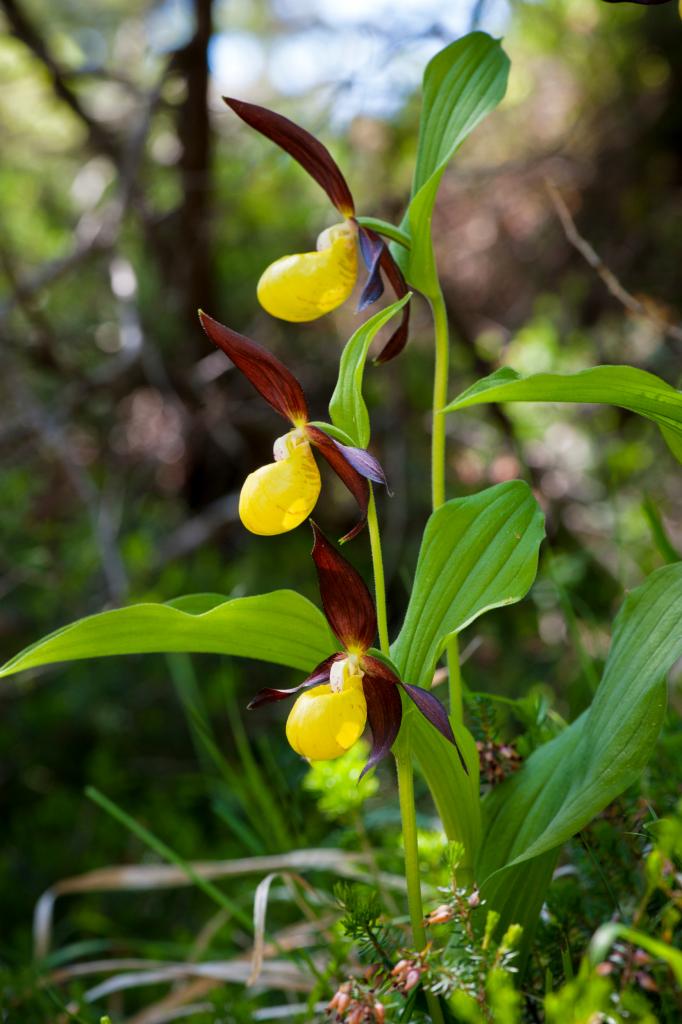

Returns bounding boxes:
[374,248,411,363]
[247,653,342,710]
[199,311,308,424]
[357,225,385,312]
[400,683,468,773]
[305,425,370,543]
[332,441,389,489]
[360,672,403,778]
[224,97,355,216]
[309,521,377,651]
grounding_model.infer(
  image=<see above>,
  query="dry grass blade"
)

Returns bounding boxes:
[124,915,337,1024]
[248,871,313,986]
[34,848,405,958]
[81,959,314,1002]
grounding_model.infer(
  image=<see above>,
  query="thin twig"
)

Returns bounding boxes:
[546,179,682,344]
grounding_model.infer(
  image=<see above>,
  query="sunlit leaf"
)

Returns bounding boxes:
[0,591,336,679]
[444,365,682,462]
[390,481,544,868]
[396,33,510,296]
[479,564,682,942]
[391,481,545,688]
[329,295,411,446]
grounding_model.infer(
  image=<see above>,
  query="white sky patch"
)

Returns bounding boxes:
[209,32,265,93]
[205,0,512,124]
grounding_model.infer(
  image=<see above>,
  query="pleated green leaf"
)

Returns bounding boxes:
[444,365,682,462]
[0,591,336,679]
[329,295,411,447]
[391,481,545,689]
[478,564,682,943]
[397,33,510,295]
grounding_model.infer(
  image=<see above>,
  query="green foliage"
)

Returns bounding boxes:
[0,590,335,679]
[392,481,546,689]
[480,563,682,951]
[397,32,510,295]
[303,740,379,818]
[329,295,411,447]
[444,365,682,463]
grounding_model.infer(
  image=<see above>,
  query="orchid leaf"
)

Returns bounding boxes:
[478,564,682,947]
[397,33,510,296]
[329,295,411,447]
[390,481,544,868]
[0,591,336,680]
[444,365,682,462]
[391,481,545,689]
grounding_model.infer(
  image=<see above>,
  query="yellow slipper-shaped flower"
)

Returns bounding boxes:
[248,524,468,776]
[224,96,411,362]
[257,222,358,322]
[239,431,321,535]
[199,311,388,543]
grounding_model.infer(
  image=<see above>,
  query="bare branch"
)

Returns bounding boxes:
[546,179,682,344]
[0,0,120,160]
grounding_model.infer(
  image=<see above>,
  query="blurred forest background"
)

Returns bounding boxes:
[1,0,681,1020]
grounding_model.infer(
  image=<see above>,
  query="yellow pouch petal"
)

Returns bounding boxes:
[286,675,367,761]
[257,222,358,322]
[239,436,321,535]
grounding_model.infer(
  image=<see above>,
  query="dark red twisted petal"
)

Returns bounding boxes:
[246,653,343,710]
[224,97,355,216]
[360,671,403,779]
[374,246,411,363]
[198,311,308,424]
[357,225,385,311]
[309,521,376,651]
[400,682,468,773]
[305,426,370,543]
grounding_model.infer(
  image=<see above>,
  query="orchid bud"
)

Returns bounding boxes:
[257,221,358,322]
[404,968,422,992]
[239,432,321,535]
[286,675,367,761]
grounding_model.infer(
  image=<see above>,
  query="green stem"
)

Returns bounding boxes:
[354,216,412,250]
[430,287,450,511]
[395,750,446,1024]
[367,485,390,656]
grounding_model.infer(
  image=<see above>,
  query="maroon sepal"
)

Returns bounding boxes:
[357,225,385,312]
[360,672,403,778]
[374,247,411,364]
[309,521,376,651]
[305,426,370,543]
[199,311,308,424]
[224,97,355,217]
[400,682,468,773]
[247,653,343,710]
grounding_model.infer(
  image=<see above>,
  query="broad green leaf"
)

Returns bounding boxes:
[390,482,543,867]
[444,365,682,462]
[479,563,682,900]
[391,481,545,689]
[397,33,509,295]
[0,590,336,679]
[409,710,482,870]
[329,296,411,447]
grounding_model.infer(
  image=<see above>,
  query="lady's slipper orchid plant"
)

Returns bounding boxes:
[224,97,411,363]
[199,311,386,541]
[248,522,467,776]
